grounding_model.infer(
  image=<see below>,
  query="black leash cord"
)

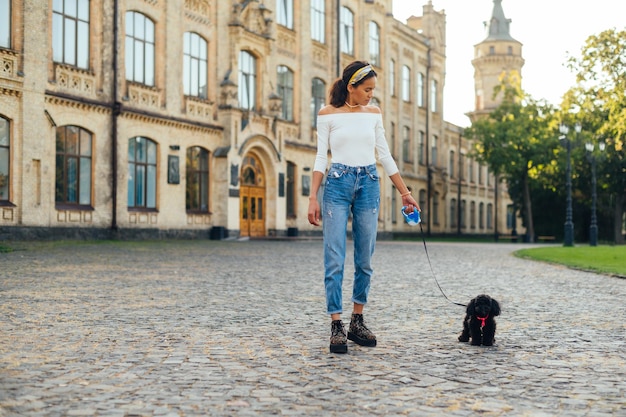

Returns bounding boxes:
[418,223,466,308]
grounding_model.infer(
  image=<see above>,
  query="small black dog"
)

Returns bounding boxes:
[458,294,501,346]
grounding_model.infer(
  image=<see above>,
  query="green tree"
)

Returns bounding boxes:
[465,74,557,242]
[563,28,626,243]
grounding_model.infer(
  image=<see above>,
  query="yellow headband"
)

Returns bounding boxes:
[348,65,373,85]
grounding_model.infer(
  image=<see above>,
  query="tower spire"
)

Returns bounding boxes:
[484,0,516,41]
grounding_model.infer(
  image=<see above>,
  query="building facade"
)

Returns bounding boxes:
[0,0,518,239]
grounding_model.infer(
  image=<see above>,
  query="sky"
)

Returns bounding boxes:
[392,0,625,127]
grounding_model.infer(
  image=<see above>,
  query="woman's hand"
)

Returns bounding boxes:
[308,198,321,226]
[402,193,420,214]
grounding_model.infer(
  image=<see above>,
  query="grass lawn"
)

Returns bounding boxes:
[515,245,626,278]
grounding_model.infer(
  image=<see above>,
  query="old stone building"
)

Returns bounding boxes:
[0,0,519,239]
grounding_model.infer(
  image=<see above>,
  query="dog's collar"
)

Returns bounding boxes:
[476,315,489,328]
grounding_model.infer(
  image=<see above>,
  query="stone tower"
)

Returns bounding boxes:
[469,0,524,121]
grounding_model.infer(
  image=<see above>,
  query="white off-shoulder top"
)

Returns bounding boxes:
[313,112,399,176]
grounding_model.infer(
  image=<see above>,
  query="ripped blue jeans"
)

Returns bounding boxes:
[322,163,380,315]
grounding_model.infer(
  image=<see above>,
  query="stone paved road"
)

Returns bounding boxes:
[0,239,624,417]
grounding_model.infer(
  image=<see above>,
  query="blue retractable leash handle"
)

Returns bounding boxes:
[401,207,466,307]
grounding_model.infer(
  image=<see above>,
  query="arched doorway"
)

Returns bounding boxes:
[239,153,266,237]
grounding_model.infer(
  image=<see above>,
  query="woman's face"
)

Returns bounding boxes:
[348,76,376,106]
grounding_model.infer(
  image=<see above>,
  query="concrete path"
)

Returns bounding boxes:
[1,240,624,416]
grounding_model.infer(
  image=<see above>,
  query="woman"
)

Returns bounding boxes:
[308,61,420,353]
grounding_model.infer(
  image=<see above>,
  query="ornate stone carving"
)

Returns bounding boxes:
[231,1,272,38]
[186,96,215,121]
[54,65,96,97]
[185,0,211,24]
[127,83,161,109]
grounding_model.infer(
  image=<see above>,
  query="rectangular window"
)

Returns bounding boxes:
[311,78,325,128]
[389,59,395,97]
[1,0,11,48]
[184,32,208,99]
[431,135,438,167]
[125,11,155,86]
[430,79,438,112]
[186,147,210,212]
[402,126,411,163]
[52,0,90,69]
[55,125,92,206]
[277,65,294,121]
[340,7,354,55]
[417,72,425,107]
[402,65,410,102]
[128,137,157,209]
[277,0,293,29]
[418,131,425,165]
[369,22,380,66]
[311,0,325,43]
[286,162,296,218]
[0,117,9,201]
[238,51,256,111]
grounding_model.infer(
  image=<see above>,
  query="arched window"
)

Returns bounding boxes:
[186,146,209,212]
[183,32,208,99]
[238,51,256,111]
[128,137,157,208]
[53,0,90,69]
[125,11,155,86]
[55,125,92,206]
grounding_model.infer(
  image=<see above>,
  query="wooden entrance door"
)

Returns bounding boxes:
[239,154,266,237]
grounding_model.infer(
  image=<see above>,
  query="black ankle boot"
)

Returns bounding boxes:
[329,320,348,353]
[348,314,377,347]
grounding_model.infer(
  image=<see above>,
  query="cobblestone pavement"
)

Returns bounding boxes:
[1,239,624,417]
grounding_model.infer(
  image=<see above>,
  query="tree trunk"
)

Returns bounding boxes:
[523,173,535,242]
[613,193,625,244]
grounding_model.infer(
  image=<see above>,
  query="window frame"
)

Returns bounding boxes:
[286,161,296,218]
[368,21,380,66]
[0,0,11,48]
[340,7,354,55]
[238,50,257,111]
[186,146,210,213]
[55,125,93,208]
[277,0,293,29]
[125,11,155,86]
[128,136,158,210]
[183,32,208,99]
[311,77,325,128]
[277,65,294,121]
[311,0,325,43]
[0,116,10,203]
[52,0,90,69]
[401,65,411,102]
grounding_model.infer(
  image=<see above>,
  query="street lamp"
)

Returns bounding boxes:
[585,141,606,246]
[559,122,581,247]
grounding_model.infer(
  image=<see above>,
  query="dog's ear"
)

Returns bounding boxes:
[491,298,501,316]
[466,298,476,315]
